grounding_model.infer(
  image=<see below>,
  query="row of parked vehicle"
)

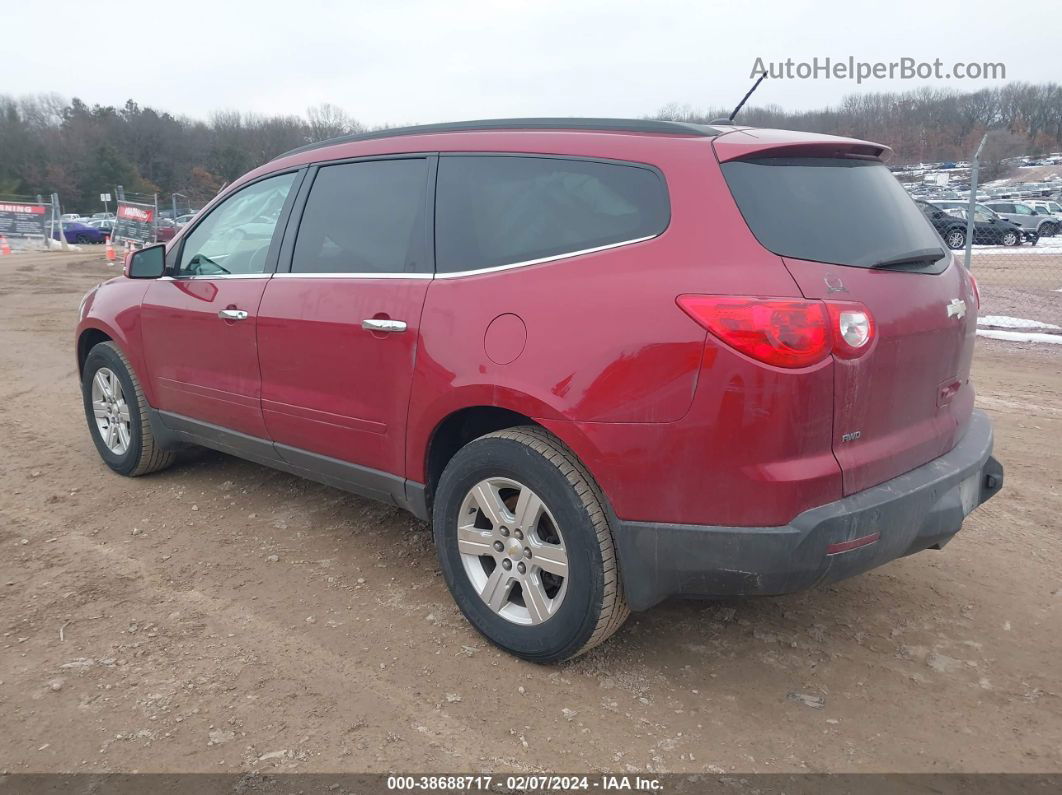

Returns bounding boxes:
[915,197,1062,249]
[53,211,198,245]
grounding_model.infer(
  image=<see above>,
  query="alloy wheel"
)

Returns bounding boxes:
[456,477,569,625]
[91,367,131,455]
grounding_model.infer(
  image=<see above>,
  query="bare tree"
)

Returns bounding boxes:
[306,103,362,142]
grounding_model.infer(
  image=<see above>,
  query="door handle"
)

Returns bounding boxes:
[218,309,249,321]
[362,318,407,333]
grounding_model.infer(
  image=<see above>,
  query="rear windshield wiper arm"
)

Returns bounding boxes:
[869,247,946,269]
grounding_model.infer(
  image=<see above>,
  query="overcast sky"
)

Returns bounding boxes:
[6,0,1053,126]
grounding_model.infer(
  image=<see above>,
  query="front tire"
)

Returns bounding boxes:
[433,427,629,663]
[1001,230,1020,247]
[82,342,176,476]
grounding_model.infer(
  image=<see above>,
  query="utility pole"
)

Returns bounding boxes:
[52,193,68,251]
[964,134,988,270]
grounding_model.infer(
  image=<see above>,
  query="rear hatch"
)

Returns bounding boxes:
[716,135,978,495]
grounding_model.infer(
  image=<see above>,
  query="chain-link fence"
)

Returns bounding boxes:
[899,149,1062,339]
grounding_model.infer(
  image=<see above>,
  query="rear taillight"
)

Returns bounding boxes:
[677,295,875,368]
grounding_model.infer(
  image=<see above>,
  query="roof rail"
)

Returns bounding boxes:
[274,117,722,160]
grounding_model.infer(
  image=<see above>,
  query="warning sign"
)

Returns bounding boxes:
[0,202,49,237]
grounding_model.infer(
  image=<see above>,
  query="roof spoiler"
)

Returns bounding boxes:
[712,129,890,163]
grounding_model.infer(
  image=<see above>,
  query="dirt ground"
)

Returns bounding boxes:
[1,249,1059,775]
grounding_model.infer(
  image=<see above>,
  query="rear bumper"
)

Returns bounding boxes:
[614,410,1003,610]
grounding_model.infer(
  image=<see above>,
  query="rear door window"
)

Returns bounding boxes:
[720,157,946,272]
[291,158,429,275]
[435,155,669,273]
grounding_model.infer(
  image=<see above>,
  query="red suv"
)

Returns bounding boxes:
[76,119,1003,662]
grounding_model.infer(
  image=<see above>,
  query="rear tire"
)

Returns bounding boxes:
[82,342,177,477]
[433,426,629,663]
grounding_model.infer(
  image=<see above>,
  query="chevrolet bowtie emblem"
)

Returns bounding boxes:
[947,298,967,319]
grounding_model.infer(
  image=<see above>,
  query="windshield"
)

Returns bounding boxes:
[721,157,946,272]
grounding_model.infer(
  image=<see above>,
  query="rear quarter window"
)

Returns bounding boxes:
[435,155,669,273]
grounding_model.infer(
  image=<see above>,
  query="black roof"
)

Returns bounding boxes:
[275,117,723,160]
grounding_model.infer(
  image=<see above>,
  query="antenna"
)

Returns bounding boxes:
[710,73,768,125]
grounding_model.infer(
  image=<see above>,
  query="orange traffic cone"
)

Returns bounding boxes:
[105,238,116,263]
[0,235,11,256]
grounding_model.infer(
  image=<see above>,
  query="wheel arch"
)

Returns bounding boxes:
[77,326,115,377]
[416,399,617,527]
[76,321,157,408]
[422,406,542,515]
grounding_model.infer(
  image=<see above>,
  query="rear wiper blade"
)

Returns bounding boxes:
[870,247,946,269]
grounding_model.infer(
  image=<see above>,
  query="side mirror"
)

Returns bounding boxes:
[125,243,167,279]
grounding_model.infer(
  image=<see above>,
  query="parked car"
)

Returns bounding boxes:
[155,217,178,243]
[939,207,1026,247]
[92,212,116,221]
[55,220,106,244]
[915,200,973,249]
[929,201,1029,245]
[983,201,1054,240]
[85,219,115,239]
[75,119,1003,662]
[1026,200,1062,235]
[60,213,82,222]
[175,213,197,227]
[913,200,1011,249]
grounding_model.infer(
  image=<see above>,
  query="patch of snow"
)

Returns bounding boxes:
[978,315,1061,330]
[977,330,1062,345]
[971,236,1062,255]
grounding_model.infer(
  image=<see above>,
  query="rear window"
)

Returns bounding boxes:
[721,157,946,271]
[435,155,669,273]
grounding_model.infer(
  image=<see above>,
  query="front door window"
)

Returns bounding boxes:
[177,173,296,277]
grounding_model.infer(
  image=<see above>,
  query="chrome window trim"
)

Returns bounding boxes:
[434,234,657,278]
[159,273,273,281]
[273,271,433,280]
[271,234,658,280]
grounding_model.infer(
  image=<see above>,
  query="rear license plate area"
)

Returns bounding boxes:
[959,472,980,515]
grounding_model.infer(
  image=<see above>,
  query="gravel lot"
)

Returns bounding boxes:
[1,250,1060,775]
